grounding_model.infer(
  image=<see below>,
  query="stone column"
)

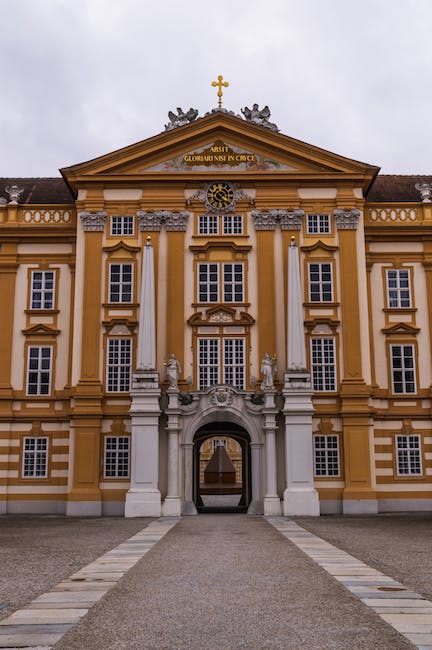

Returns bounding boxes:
[248,442,263,514]
[67,211,106,516]
[125,237,162,517]
[263,390,281,515]
[283,238,319,516]
[161,389,182,516]
[334,208,377,514]
[182,442,197,515]
[0,241,17,418]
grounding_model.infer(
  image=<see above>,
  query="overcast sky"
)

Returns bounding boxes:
[1,0,431,176]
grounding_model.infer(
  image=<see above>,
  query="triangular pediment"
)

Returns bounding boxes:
[61,112,379,191]
[22,323,60,336]
[382,322,420,335]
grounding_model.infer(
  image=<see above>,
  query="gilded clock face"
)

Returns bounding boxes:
[206,182,234,209]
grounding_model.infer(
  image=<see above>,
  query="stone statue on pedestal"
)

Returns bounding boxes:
[166,353,181,389]
[261,353,277,390]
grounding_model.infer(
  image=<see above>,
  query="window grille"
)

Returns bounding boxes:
[30,270,55,309]
[396,434,422,475]
[199,215,218,235]
[198,263,244,303]
[27,347,52,395]
[223,338,245,388]
[107,338,132,392]
[109,264,133,303]
[104,436,130,478]
[198,263,219,302]
[308,263,333,302]
[311,338,336,391]
[223,215,243,235]
[23,437,48,478]
[386,269,411,308]
[313,435,340,476]
[198,338,245,390]
[307,214,330,234]
[198,339,220,390]
[391,345,416,394]
[111,216,134,236]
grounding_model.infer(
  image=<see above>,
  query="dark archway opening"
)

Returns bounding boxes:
[193,422,251,513]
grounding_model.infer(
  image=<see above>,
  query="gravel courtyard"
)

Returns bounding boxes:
[0,513,430,649]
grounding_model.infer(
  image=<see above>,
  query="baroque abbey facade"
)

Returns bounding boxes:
[1,105,432,516]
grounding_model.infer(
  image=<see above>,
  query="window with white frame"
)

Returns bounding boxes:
[198,263,244,303]
[109,263,133,303]
[223,214,243,235]
[107,338,131,392]
[390,344,416,394]
[30,270,55,309]
[26,346,52,395]
[396,434,422,475]
[307,214,330,235]
[386,269,411,308]
[311,338,336,391]
[308,263,333,302]
[110,215,134,236]
[104,436,130,478]
[313,435,340,477]
[198,337,245,390]
[199,214,218,235]
[22,437,48,478]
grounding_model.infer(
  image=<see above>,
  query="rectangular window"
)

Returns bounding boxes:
[311,338,336,391]
[391,344,416,394]
[212,438,227,450]
[313,435,340,477]
[386,269,411,308]
[396,434,422,475]
[223,338,245,389]
[104,436,130,478]
[198,339,220,390]
[109,263,133,303]
[308,263,333,302]
[198,263,219,302]
[22,437,48,478]
[198,263,244,303]
[199,215,218,235]
[223,215,243,235]
[107,338,131,392]
[26,346,52,395]
[110,216,134,236]
[222,264,244,302]
[307,214,330,234]
[30,270,55,309]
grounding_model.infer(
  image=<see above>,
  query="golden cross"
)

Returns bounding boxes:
[211,74,229,108]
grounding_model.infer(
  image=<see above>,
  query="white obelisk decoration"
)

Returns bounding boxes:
[125,237,162,517]
[283,237,320,516]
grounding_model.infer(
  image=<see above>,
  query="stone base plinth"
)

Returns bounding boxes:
[283,488,320,516]
[182,500,198,515]
[66,501,102,517]
[264,496,282,516]
[343,499,378,515]
[125,489,161,517]
[161,496,182,517]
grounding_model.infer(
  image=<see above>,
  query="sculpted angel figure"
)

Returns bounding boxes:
[261,353,277,390]
[165,107,199,130]
[166,353,181,389]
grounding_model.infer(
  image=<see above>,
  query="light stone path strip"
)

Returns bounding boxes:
[267,517,432,650]
[0,517,179,650]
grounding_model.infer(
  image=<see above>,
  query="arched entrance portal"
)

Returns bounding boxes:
[193,423,251,513]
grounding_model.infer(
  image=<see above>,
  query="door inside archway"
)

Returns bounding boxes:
[193,423,251,513]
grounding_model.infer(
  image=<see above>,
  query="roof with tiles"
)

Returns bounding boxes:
[0,175,431,204]
[0,178,74,204]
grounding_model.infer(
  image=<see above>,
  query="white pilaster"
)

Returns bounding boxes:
[247,442,264,514]
[182,442,197,515]
[161,390,182,516]
[283,239,319,516]
[262,390,281,516]
[125,238,162,517]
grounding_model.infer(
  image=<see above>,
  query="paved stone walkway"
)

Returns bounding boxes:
[268,517,432,650]
[0,514,429,649]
